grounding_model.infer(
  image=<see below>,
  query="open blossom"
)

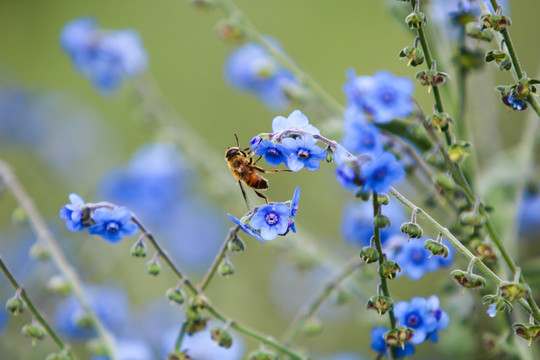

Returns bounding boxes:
[360,151,406,194]
[87,207,138,243]
[281,135,327,172]
[251,139,290,166]
[250,203,290,241]
[272,109,320,135]
[60,193,87,231]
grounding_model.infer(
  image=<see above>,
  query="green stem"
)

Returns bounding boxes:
[283,257,363,343]
[174,322,188,351]
[199,227,237,292]
[0,160,117,360]
[0,256,72,356]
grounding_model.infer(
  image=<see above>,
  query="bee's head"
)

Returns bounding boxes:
[225,147,243,159]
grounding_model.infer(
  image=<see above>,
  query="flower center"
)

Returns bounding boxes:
[380,89,396,104]
[373,167,387,180]
[411,250,424,263]
[406,313,420,327]
[298,149,310,159]
[106,222,120,233]
[265,212,279,225]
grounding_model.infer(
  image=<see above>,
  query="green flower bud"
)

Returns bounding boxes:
[400,222,423,239]
[373,214,391,229]
[6,295,24,316]
[359,246,379,264]
[405,11,426,29]
[248,350,277,360]
[485,50,512,71]
[367,295,394,316]
[471,241,498,262]
[499,281,530,302]
[424,151,445,170]
[416,69,449,90]
[303,317,323,336]
[460,210,485,227]
[185,307,201,322]
[185,318,209,335]
[512,323,540,347]
[130,241,147,258]
[218,260,235,278]
[75,313,94,329]
[378,260,401,280]
[21,323,46,344]
[481,14,511,32]
[398,46,425,67]
[377,194,390,206]
[511,78,540,100]
[335,289,351,306]
[210,326,233,348]
[427,112,452,132]
[384,326,414,348]
[228,235,246,252]
[47,275,71,296]
[12,206,29,226]
[451,269,486,289]
[165,287,185,305]
[447,141,471,163]
[215,19,246,42]
[166,350,192,360]
[190,295,208,311]
[424,239,449,258]
[434,174,456,192]
[29,242,51,261]
[465,22,493,41]
[145,258,161,276]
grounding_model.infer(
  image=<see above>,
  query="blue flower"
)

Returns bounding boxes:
[54,285,129,340]
[59,193,86,232]
[251,139,290,166]
[391,239,454,281]
[281,135,327,172]
[87,207,138,243]
[394,297,440,345]
[343,70,414,124]
[518,191,540,241]
[250,203,290,241]
[272,109,320,135]
[228,214,265,244]
[502,91,527,111]
[224,41,297,110]
[487,303,497,318]
[0,302,7,335]
[360,151,406,194]
[370,327,415,358]
[92,339,154,360]
[341,116,384,156]
[61,17,148,94]
[288,186,300,233]
[335,163,363,191]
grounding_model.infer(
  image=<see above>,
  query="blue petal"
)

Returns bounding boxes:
[91,208,112,224]
[120,222,138,237]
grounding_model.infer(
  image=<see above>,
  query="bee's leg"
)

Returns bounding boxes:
[252,155,263,166]
[254,190,269,204]
[238,181,251,210]
[253,165,292,174]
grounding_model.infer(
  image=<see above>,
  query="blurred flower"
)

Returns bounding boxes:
[343,70,414,124]
[318,352,367,360]
[61,17,148,94]
[370,326,415,358]
[92,339,154,360]
[59,193,86,232]
[162,324,244,360]
[0,302,7,335]
[251,139,290,166]
[272,109,320,134]
[250,203,291,241]
[360,152,406,194]
[425,295,450,342]
[88,207,138,243]
[518,191,540,240]
[224,41,298,110]
[54,285,129,340]
[289,186,301,233]
[341,114,384,157]
[228,214,265,243]
[281,135,327,172]
[394,296,448,345]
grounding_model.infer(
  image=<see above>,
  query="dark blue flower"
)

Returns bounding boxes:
[281,135,327,172]
[370,327,415,358]
[59,193,86,232]
[272,110,320,135]
[251,139,290,166]
[224,41,297,110]
[360,151,405,194]
[61,17,148,94]
[228,214,265,243]
[502,91,527,111]
[87,207,138,243]
[394,297,439,345]
[250,203,290,241]
[335,164,362,191]
[518,191,540,241]
[391,239,454,281]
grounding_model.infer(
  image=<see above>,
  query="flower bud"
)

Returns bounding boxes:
[377,194,390,206]
[434,174,456,192]
[190,295,208,311]
[210,326,233,348]
[366,295,394,316]
[460,210,485,227]
[485,50,512,71]
[384,326,414,348]
[228,235,246,252]
[218,259,235,278]
[359,246,379,264]
[466,22,493,41]
[215,19,246,42]
[335,289,351,306]
[512,323,540,347]
[21,323,46,344]
[424,151,445,170]
[130,241,147,258]
[416,69,449,89]
[6,295,24,316]
[373,214,391,229]
[378,260,401,280]
[499,281,530,302]
[165,287,185,305]
[29,242,51,261]
[451,269,486,289]
[303,317,323,336]
[405,11,426,29]
[145,258,161,276]
[167,350,192,360]
[483,294,513,315]
[47,275,71,296]
[75,313,94,329]
[12,206,29,226]
[398,46,425,67]
[248,350,277,360]
[447,141,471,163]
[472,241,498,262]
[424,239,449,258]
[481,14,511,32]
[400,222,423,239]
[427,112,452,132]
[185,318,209,335]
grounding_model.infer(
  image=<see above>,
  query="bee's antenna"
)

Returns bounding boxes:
[234,133,240,148]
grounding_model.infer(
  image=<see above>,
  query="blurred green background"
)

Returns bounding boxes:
[1,0,540,359]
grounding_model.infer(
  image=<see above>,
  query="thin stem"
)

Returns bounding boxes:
[174,322,188,351]
[0,256,72,355]
[372,194,397,359]
[199,227,237,292]
[0,160,117,360]
[283,257,363,343]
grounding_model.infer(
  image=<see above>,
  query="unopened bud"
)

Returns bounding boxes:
[400,222,423,239]
[485,50,512,71]
[513,323,540,347]
[12,206,29,226]
[47,275,71,296]
[500,281,530,302]
[185,318,209,335]
[367,295,394,316]
[29,242,51,261]
[145,257,161,276]
[472,241,498,262]
[21,323,46,344]
[447,141,471,163]
[303,317,323,336]
[130,241,147,258]
[377,194,390,205]
[218,259,235,278]
[378,260,401,280]
[373,214,391,229]
[424,239,449,258]
[434,174,456,192]
[211,326,233,348]
[165,287,185,305]
[405,11,426,29]
[427,112,452,132]
[359,246,379,264]
[481,14,511,32]
[451,269,486,289]
[384,326,414,348]
[228,235,246,252]
[398,46,425,67]
[6,295,24,315]
[460,210,485,227]
[466,22,493,41]
[190,295,208,311]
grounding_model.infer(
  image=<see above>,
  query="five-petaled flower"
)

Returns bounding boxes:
[250,203,290,241]
[272,110,320,135]
[281,135,327,172]
[87,207,138,243]
[251,139,290,166]
[360,152,405,194]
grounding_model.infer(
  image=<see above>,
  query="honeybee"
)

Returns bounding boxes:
[225,134,290,208]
